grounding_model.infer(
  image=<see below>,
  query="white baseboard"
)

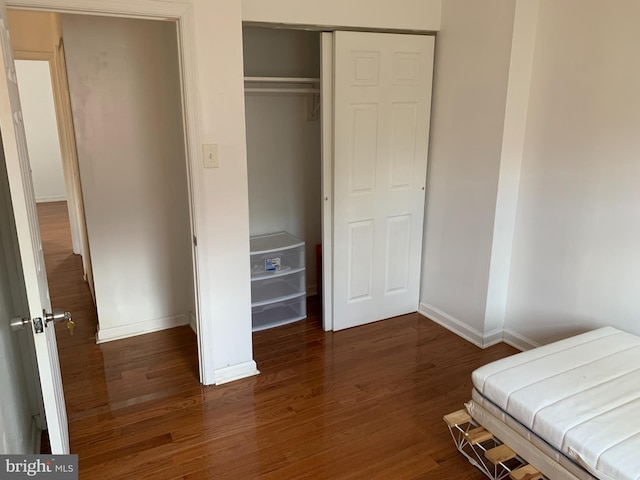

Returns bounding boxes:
[418,302,502,349]
[189,312,197,333]
[35,195,67,203]
[483,327,504,348]
[503,328,540,351]
[214,360,260,385]
[31,418,41,454]
[96,313,190,343]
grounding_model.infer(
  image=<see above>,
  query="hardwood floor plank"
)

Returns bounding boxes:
[37,201,518,479]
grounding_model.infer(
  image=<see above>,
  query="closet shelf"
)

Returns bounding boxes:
[244,76,319,83]
[244,76,320,95]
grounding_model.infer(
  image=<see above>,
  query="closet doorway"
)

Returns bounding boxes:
[243,27,323,333]
[243,27,435,338]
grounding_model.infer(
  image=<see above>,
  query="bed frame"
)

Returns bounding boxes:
[444,400,597,480]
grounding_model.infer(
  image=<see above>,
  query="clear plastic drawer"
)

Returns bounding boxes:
[250,232,305,279]
[251,295,306,331]
[251,270,305,307]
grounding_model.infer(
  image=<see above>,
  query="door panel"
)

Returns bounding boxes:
[385,214,411,294]
[347,219,374,302]
[333,31,434,331]
[0,3,69,453]
[350,104,378,193]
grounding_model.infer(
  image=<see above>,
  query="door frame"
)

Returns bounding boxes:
[7,0,212,383]
[13,49,94,299]
[320,32,333,331]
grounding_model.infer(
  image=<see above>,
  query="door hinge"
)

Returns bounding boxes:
[193,235,198,247]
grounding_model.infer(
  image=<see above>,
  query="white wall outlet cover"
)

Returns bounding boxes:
[203,144,219,168]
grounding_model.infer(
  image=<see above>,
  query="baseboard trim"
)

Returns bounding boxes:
[483,327,504,348]
[419,302,502,349]
[96,313,190,343]
[307,283,318,297]
[31,418,41,454]
[35,195,67,203]
[214,360,260,385]
[502,328,540,351]
[189,312,197,334]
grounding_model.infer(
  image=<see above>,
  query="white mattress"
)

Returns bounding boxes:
[472,327,640,480]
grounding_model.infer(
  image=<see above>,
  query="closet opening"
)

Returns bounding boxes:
[242,26,323,333]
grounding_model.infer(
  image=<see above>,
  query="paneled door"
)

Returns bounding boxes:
[0,1,69,452]
[332,31,434,331]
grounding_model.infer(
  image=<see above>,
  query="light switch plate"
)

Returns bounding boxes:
[203,144,219,168]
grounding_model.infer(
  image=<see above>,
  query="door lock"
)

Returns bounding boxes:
[43,309,72,325]
[10,309,72,333]
[10,316,30,331]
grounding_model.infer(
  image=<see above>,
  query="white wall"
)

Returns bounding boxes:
[15,60,66,203]
[419,0,516,346]
[244,28,322,293]
[0,142,37,453]
[242,0,441,31]
[6,0,445,385]
[188,0,254,381]
[243,27,320,78]
[61,15,194,342]
[504,0,640,345]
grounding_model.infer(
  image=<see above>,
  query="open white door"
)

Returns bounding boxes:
[333,31,434,331]
[0,3,69,453]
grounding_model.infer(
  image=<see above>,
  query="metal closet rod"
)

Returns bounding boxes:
[245,87,320,94]
[244,76,320,83]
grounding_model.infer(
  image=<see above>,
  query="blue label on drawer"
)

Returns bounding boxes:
[264,257,281,272]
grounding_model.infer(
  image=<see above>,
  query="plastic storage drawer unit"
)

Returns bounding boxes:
[250,232,307,331]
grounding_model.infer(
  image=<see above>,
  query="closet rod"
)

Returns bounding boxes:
[245,87,320,94]
[244,76,320,84]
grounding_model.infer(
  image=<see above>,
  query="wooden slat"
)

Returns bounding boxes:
[37,201,519,479]
[485,444,517,465]
[443,409,471,427]
[465,427,493,445]
[510,464,543,480]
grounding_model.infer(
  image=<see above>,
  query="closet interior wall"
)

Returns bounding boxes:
[243,27,322,295]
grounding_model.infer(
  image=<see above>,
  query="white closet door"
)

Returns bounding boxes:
[332,31,434,331]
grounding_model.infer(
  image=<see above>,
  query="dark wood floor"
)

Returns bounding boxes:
[37,201,518,479]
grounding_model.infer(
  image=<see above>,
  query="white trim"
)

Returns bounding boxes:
[176,4,211,386]
[35,194,66,203]
[484,0,540,334]
[320,32,333,332]
[189,311,196,333]
[502,328,540,351]
[96,313,189,343]
[419,302,503,349]
[214,361,259,385]
[482,327,504,348]
[7,0,189,18]
[31,417,41,453]
[6,0,213,384]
